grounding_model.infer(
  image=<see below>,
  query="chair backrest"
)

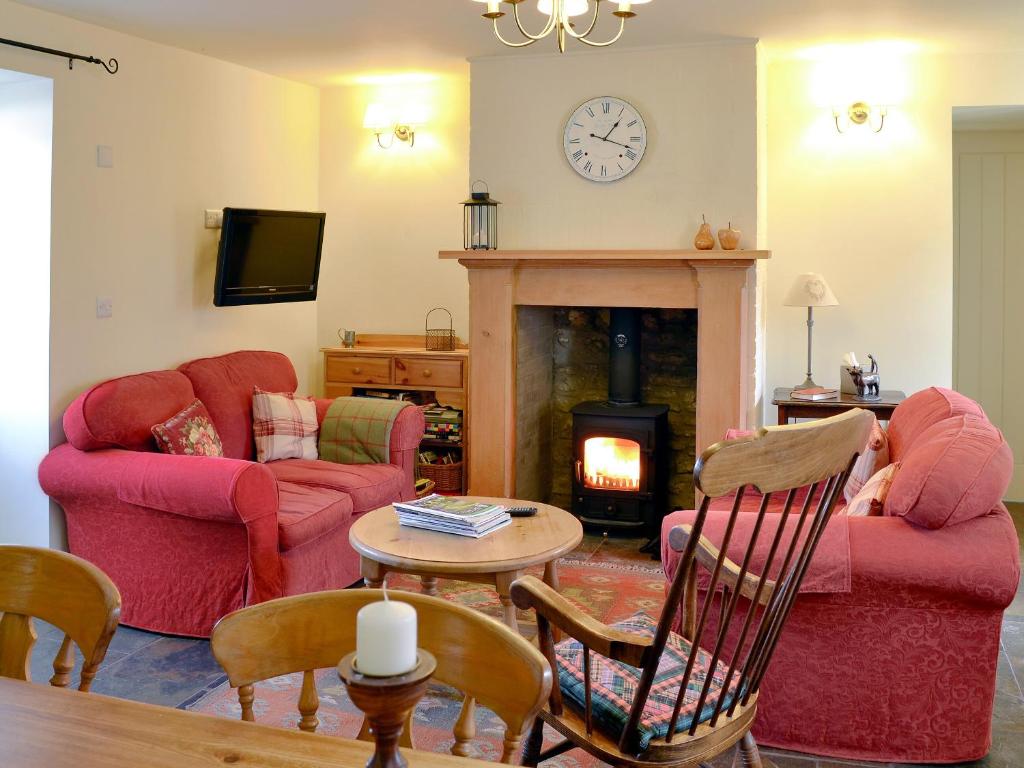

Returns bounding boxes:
[0,546,121,690]
[622,408,874,753]
[211,589,552,763]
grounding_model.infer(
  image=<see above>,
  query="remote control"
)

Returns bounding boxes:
[506,506,538,518]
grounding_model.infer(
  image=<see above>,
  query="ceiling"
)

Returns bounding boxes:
[954,105,1024,131]
[13,0,1024,85]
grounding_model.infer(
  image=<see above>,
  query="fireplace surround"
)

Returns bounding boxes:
[439,249,769,505]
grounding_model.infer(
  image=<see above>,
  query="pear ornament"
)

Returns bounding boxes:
[694,215,715,250]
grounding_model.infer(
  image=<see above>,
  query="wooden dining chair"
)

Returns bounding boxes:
[0,545,121,691]
[511,408,874,768]
[211,589,552,764]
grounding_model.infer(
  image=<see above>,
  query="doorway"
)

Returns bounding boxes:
[953,105,1024,500]
[0,68,53,544]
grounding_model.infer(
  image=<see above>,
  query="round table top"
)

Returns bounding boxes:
[350,498,583,575]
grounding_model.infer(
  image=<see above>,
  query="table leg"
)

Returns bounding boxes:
[420,576,438,596]
[495,571,520,633]
[777,405,788,426]
[542,560,562,642]
[362,558,386,589]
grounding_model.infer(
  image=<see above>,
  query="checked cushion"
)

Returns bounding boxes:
[554,612,736,750]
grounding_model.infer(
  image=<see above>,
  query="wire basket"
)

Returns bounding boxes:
[418,460,463,493]
[425,307,456,351]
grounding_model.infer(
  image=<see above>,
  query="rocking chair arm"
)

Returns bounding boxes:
[668,524,775,606]
[510,575,652,666]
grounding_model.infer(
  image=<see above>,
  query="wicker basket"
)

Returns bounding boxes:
[418,460,463,493]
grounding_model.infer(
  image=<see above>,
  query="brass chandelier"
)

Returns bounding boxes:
[473,0,653,53]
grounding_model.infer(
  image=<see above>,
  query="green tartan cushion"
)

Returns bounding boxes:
[554,612,736,751]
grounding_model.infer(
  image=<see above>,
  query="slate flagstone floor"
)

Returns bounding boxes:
[27,504,1024,768]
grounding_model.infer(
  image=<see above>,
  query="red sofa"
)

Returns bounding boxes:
[38,350,424,638]
[661,387,1020,764]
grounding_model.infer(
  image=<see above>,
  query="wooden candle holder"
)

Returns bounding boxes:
[338,650,437,768]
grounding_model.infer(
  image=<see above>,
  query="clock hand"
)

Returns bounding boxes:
[589,134,632,150]
[601,120,621,141]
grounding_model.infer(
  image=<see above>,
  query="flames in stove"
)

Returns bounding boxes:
[582,437,641,491]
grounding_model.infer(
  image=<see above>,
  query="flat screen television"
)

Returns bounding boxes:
[213,208,326,306]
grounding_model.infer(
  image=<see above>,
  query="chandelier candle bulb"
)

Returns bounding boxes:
[355,600,417,677]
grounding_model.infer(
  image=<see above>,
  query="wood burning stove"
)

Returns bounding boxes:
[570,309,670,541]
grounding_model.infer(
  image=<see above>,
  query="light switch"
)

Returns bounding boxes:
[97,145,114,168]
[204,209,224,229]
[96,297,113,319]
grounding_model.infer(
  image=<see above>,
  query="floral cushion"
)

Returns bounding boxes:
[554,612,736,751]
[151,399,224,457]
[252,387,318,463]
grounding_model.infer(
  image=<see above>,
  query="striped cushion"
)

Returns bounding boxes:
[554,612,736,750]
[252,387,319,463]
[844,417,889,502]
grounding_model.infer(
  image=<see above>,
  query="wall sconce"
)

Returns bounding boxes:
[364,103,426,149]
[833,102,887,134]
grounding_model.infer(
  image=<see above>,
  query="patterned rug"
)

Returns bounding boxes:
[187,557,666,767]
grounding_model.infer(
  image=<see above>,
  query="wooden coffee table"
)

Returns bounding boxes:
[350,498,583,632]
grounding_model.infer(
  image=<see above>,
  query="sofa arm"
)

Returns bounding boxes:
[39,444,279,525]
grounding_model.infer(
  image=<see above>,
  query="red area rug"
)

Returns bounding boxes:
[187,558,665,767]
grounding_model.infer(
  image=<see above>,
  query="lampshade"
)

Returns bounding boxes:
[538,0,590,17]
[783,273,839,307]
[363,103,393,131]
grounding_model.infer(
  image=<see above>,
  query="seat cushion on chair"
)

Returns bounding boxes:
[554,612,736,751]
[268,459,405,515]
[276,481,354,551]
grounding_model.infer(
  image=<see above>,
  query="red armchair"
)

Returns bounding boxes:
[660,388,1020,764]
[39,351,424,638]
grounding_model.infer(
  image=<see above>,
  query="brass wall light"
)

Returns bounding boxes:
[364,103,425,148]
[833,102,887,133]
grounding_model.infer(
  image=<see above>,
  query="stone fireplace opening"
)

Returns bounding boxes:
[515,306,698,539]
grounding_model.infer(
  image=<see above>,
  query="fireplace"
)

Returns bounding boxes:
[570,308,669,539]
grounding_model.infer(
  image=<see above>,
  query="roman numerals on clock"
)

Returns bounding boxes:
[563,96,647,183]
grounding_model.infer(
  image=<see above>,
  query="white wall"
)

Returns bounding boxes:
[0,72,52,545]
[470,44,758,250]
[317,72,471,355]
[764,48,1024,418]
[0,0,321,545]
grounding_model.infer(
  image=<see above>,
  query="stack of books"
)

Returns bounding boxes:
[394,494,510,538]
[423,405,463,443]
[790,386,839,401]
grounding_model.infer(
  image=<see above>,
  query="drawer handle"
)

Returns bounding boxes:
[422,369,432,378]
[352,367,363,375]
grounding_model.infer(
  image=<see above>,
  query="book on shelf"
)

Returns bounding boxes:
[394,494,510,538]
[790,386,839,401]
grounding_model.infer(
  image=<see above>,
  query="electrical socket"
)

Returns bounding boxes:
[96,297,113,319]
[204,209,224,229]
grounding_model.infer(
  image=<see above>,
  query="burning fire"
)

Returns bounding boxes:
[583,437,641,491]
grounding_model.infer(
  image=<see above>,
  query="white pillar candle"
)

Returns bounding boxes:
[356,600,418,677]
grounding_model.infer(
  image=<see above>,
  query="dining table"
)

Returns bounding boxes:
[0,676,494,768]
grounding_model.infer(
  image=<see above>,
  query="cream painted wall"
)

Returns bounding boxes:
[470,44,758,250]
[0,72,52,546]
[316,72,471,358]
[764,48,1024,419]
[0,0,320,544]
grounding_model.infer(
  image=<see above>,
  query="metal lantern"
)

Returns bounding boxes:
[462,180,500,250]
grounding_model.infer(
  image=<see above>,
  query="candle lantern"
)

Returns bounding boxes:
[462,180,500,250]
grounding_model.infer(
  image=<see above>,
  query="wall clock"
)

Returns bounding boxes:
[563,96,647,183]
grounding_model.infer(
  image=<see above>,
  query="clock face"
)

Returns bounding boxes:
[563,96,647,183]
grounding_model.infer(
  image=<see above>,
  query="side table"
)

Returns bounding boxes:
[773,387,906,425]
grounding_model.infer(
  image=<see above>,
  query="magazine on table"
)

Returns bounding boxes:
[393,494,506,520]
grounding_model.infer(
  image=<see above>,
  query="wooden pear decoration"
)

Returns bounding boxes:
[694,215,715,250]
[718,222,741,250]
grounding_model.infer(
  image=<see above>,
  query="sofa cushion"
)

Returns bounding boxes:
[844,463,898,517]
[554,611,735,750]
[152,399,225,457]
[276,481,353,551]
[268,459,405,515]
[253,388,319,463]
[844,417,889,503]
[884,415,1012,529]
[179,351,298,461]
[887,387,985,461]
[64,370,196,452]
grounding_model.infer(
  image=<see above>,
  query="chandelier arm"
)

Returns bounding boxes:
[493,16,541,47]
[574,15,626,47]
[511,1,558,40]
[563,0,603,40]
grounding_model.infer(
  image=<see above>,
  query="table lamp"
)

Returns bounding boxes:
[783,273,838,389]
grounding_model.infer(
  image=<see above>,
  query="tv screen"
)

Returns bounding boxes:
[213,208,326,306]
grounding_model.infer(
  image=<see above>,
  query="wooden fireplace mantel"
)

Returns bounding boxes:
[441,249,770,499]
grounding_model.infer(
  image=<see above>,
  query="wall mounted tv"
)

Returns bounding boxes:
[213,208,326,306]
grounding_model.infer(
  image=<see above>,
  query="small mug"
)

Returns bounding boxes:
[339,329,356,348]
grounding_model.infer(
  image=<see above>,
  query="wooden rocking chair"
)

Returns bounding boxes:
[511,409,873,768]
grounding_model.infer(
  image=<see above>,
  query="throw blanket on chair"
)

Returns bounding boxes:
[318,397,410,464]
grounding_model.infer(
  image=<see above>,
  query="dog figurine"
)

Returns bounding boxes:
[849,355,881,401]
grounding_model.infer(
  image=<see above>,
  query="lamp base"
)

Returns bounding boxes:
[793,377,818,391]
